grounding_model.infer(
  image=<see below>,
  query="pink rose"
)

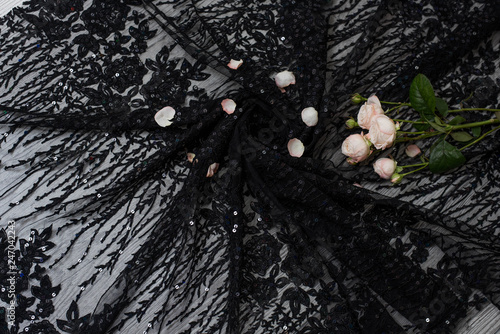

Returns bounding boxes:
[405,144,421,158]
[341,133,371,164]
[373,158,397,180]
[275,70,295,93]
[357,95,384,130]
[368,115,396,150]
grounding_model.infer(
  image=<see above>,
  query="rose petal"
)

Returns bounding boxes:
[187,152,196,163]
[275,70,295,92]
[405,144,421,158]
[206,162,219,177]
[287,138,304,158]
[227,59,243,70]
[301,107,318,127]
[221,99,236,115]
[367,95,383,112]
[154,106,176,127]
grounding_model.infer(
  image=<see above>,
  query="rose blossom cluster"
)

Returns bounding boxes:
[342,95,405,182]
[342,96,397,160]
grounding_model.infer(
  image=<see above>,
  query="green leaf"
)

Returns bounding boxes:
[428,122,446,133]
[435,97,448,117]
[429,140,466,174]
[471,126,481,137]
[450,131,473,142]
[413,118,430,131]
[409,74,436,121]
[449,116,466,125]
[434,116,445,125]
[428,135,446,157]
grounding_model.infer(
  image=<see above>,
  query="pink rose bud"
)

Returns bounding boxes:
[206,162,219,177]
[221,99,236,114]
[301,107,318,127]
[187,152,196,163]
[275,70,296,93]
[405,144,421,158]
[154,106,176,127]
[357,95,384,130]
[351,93,363,105]
[341,133,371,163]
[373,158,397,180]
[287,138,305,158]
[368,115,397,150]
[391,173,403,184]
[227,59,243,70]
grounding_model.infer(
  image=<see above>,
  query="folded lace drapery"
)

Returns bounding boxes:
[1,0,500,333]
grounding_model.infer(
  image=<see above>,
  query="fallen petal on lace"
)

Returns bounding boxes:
[227,59,243,70]
[275,70,295,93]
[405,144,421,158]
[301,107,318,127]
[187,152,196,163]
[154,106,175,127]
[206,163,220,177]
[287,138,304,158]
[221,99,236,115]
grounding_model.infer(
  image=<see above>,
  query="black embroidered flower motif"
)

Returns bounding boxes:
[73,34,100,58]
[104,33,132,56]
[243,233,282,276]
[0,225,62,332]
[57,300,91,332]
[142,49,210,109]
[29,264,47,281]
[84,84,132,114]
[24,10,72,41]
[243,272,281,307]
[28,0,84,18]
[409,231,431,263]
[313,280,338,316]
[81,0,131,39]
[468,77,500,106]
[129,19,157,54]
[35,299,56,318]
[280,286,310,317]
[14,294,36,323]
[104,57,147,93]
[322,303,358,333]
[130,38,148,55]
[281,247,324,287]
[24,320,59,334]
[128,9,145,25]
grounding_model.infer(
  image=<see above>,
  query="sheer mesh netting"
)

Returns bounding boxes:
[0,0,499,333]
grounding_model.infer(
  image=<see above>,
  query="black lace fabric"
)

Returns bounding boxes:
[0,0,499,333]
